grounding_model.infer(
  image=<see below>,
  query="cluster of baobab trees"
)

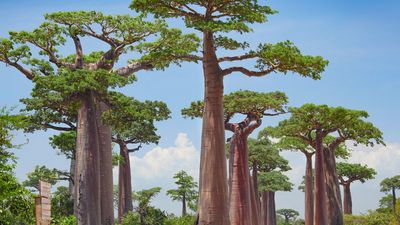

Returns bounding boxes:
[0,1,386,225]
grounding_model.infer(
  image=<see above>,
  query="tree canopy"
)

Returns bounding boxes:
[258,171,293,192]
[337,162,376,185]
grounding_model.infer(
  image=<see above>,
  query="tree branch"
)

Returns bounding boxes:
[218,53,256,62]
[221,65,279,77]
[113,62,154,77]
[43,123,75,131]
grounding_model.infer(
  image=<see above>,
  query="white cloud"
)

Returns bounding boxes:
[130,133,200,180]
[345,142,400,174]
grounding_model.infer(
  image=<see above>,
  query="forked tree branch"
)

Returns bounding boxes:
[221,65,280,77]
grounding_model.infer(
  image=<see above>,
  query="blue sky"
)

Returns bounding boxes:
[1,0,400,217]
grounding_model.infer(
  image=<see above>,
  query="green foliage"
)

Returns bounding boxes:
[264,104,384,155]
[164,215,197,225]
[118,211,141,225]
[166,170,198,213]
[380,175,400,193]
[258,171,293,192]
[0,108,35,225]
[51,215,77,225]
[51,186,74,221]
[255,41,328,79]
[277,208,300,224]
[343,211,395,225]
[103,91,170,145]
[337,162,376,184]
[49,131,76,159]
[182,90,288,120]
[130,0,276,33]
[248,137,291,173]
[378,195,395,213]
[22,165,59,191]
[133,187,167,225]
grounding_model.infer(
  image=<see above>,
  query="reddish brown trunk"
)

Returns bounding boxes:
[253,162,260,207]
[118,142,133,222]
[313,130,327,225]
[74,92,114,225]
[343,184,352,215]
[198,30,229,225]
[324,149,343,225]
[262,191,276,225]
[305,154,314,225]
[75,91,101,225]
[96,101,114,225]
[228,132,252,225]
[249,174,261,225]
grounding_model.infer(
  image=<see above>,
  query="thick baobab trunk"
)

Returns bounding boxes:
[75,91,101,225]
[227,131,252,225]
[198,31,229,225]
[74,91,114,225]
[324,149,343,225]
[304,154,314,225]
[343,184,352,215]
[118,142,133,222]
[97,101,114,225]
[313,131,327,225]
[182,194,187,216]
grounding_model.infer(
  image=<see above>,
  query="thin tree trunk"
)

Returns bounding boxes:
[324,148,343,225]
[343,184,352,215]
[198,30,229,225]
[392,187,396,213]
[228,132,252,225]
[249,174,261,225]
[183,194,187,216]
[69,156,75,200]
[253,162,260,208]
[75,91,101,225]
[304,154,314,225]
[261,191,268,225]
[96,101,114,225]
[313,130,327,225]
[118,142,133,222]
[267,191,276,225]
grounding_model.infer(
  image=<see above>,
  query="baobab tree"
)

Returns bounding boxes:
[131,2,329,223]
[336,162,376,215]
[248,136,291,225]
[167,170,198,217]
[0,11,199,224]
[267,134,350,225]
[183,90,288,225]
[263,104,384,225]
[103,92,170,222]
[259,171,293,225]
[380,175,400,213]
[277,208,300,225]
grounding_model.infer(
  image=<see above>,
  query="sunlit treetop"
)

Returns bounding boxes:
[258,171,293,192]
[0,11,200,80]
[248,137,291,173]
[130,0,328,80]
[263,104,384,152]
[336,162,376,185]
[102,92,171,146]
[182,90,288,122]
[380,175,400,193]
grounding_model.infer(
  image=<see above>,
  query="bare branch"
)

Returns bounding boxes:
[218,54,256,62]
[113,62,153,77]
[6,61,35,80]
[221,65,279,77]
[43,123,75,131]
